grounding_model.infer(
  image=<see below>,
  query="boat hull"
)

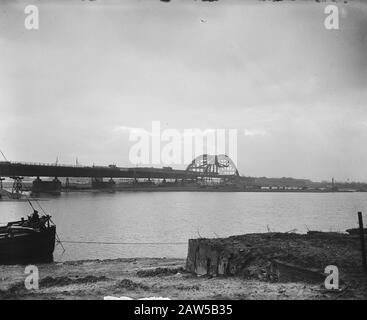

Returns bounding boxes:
[0,226,56,264]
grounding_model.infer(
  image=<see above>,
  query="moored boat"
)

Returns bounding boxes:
[0,203,56,264]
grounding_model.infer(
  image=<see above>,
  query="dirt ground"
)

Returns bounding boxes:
[0,231,366,300]
[0,256,366,300]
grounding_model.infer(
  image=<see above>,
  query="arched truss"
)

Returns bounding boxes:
[186,154,239,177]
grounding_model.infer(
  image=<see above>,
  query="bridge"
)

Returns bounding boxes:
[0,154,250,195]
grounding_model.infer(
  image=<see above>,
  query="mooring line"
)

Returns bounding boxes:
[34,199,66,252]
[61,240,187,245]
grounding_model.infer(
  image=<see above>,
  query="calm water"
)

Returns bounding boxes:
[0,192,366,261]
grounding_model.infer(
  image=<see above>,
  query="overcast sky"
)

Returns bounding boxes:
[0,0,366,182]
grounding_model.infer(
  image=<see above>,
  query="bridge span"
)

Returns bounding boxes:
[0,154,250,195]
[0,161,201,180]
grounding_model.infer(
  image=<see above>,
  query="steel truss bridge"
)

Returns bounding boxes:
[0,154,241,181]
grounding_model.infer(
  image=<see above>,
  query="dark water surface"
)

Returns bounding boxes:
[0,192,366,261]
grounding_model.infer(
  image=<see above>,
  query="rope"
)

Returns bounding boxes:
[0,149,8,162]
[8,200,187,248]
[35,200,66,252]
[60,240,187,245]
[32,200,187,247]
[35,200,48,216]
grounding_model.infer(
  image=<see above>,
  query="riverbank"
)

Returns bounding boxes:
[0,257,365,300]
[0,232,366,300]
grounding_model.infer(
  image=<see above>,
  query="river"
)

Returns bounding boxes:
[0,192,366,261]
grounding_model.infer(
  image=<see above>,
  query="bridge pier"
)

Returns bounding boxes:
[8,176,24,199]
[65,177,70,192]
[0,177,4,199]
[91,177,116,190]
[32,177,61,195]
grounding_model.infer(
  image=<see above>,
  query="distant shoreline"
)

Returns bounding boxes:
[61,186,362,193]
[0,187,363,200]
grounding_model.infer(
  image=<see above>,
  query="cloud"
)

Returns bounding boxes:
[0,0,366,180]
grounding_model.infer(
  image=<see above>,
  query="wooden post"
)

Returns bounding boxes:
[358,212,367,273]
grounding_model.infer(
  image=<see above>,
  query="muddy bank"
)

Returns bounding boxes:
[0,232,366,300]
[186,232,366,280]
[0,257,365,300]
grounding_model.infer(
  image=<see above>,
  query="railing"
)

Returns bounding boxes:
[0,161,238,177]
[2,161,121,169]
[1,161,189,172]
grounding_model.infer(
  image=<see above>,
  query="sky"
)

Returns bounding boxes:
[0,0,366,182]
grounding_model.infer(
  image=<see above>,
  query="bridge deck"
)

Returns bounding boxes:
[0,162,237,180]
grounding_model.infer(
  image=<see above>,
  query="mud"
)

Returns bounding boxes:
[186,232,365,283]
[0,232,366,300]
